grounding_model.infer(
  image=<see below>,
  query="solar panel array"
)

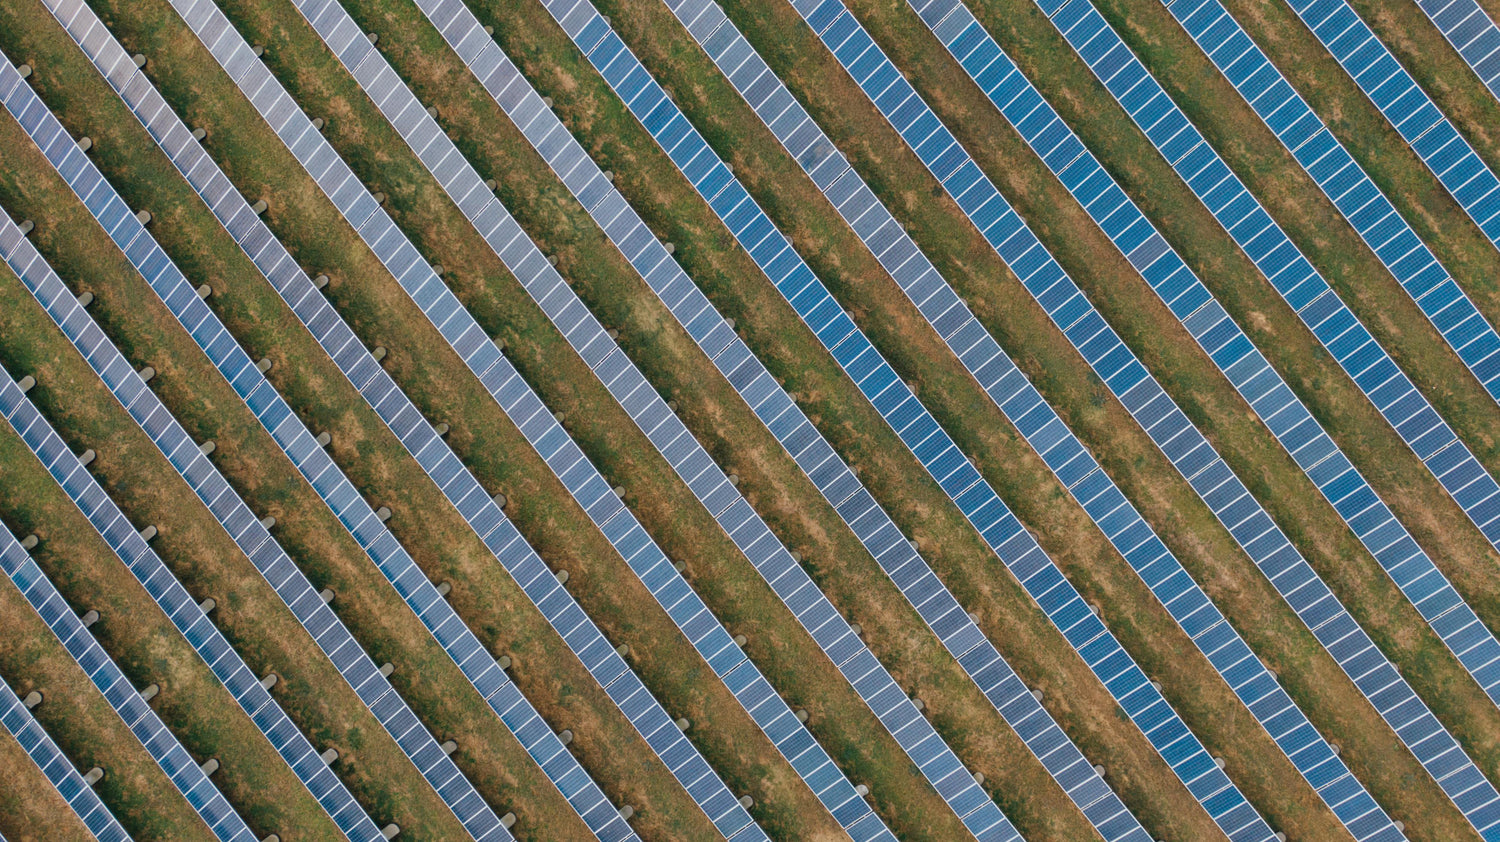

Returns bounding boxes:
[760,0,1500,834]
[55,2,891,839]
[0,98,536,842]
[0,635,133,842]
[19,12,661,842]
[1418,0,1500,102]
[0,514,251,842]
[974,0,1500,704]
[1285,0,1500,247]
[151,4,767,838]
[1156,0,1500,414]
[359,0,1156,837]
[556,0,1421,837]
[0,335,384,840]
[909,0,1500,715]
[619,0,1405,833]
[3,0,1498,835]
[263,0,1011,836]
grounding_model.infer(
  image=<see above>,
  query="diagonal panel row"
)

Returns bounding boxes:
[747,0,1500,834]
[904,0,1500,713]
[250,0,1005,835]
[977,0,1500,707]
[663,0,1407,835]
[0,73,526,837]
[54,0,893,836]
[0,591,134,842]
[1156,0,1500,433]
[0,513,251,842]
[0,329,383,842]
[646,0,1500,836]
[19,5,658,838]
[147,2,760,837]
[1281,0,1500,250]
[1416,0,1500,103]
[0,679,130,842]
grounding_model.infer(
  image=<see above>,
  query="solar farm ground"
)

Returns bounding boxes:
[1,0,1500,839]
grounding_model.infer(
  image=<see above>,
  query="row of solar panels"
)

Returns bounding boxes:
[272,0,1008,836]
[0,70,534,840]
[775,0,1500,836]
[1419,0,1500,101]
[911,0,1500,720]
[1000,0,1500,648]
[1287,0,1500,248]
[0,670,135,842]
[18,6,658,839]
[55,0,896,837]
[1159,0,1500,416]
[0,347,373,842]
[149,0,770,838]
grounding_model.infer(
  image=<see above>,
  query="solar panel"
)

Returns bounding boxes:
[0,651,134,841]
[0,63,516,841]
[0,354,382,842]
[1417,0,1500,103]
[761,0,1500,834]
[1155,0,1500,424]
[955,0,1500,708]
[45,3,891,839]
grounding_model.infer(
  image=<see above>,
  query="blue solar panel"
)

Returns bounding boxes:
[0,633,134,842]
[799,0,1500,833]
[1156,0,1500,412]
[0,353,377,841]
[1,49,520,842]
[1418,0,1500,102]
[80,1,751,837]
